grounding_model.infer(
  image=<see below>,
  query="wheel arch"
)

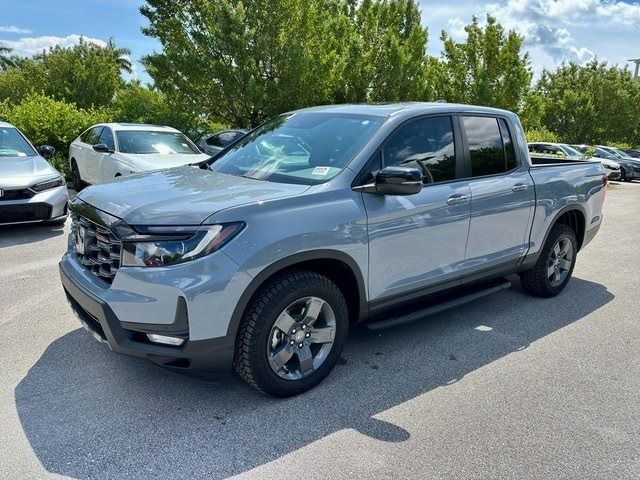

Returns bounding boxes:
[226,250,368,338]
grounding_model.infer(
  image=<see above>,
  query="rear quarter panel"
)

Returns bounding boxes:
[528,162,606,255]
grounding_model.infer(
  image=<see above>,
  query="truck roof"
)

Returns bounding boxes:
[294,102,514,118]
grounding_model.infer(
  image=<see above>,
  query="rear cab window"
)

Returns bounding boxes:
[462,116,519,177]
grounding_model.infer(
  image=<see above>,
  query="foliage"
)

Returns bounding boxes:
[0,93,110,178]
[0,44,15,70]
[535,60,640,145]
[524,128,559,143]
[436,15,532,111]
[0,39,131,109]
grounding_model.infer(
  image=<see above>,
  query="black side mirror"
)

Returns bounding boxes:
[93,143,112,153]
[373,166,423,195]
[39,145,55,158]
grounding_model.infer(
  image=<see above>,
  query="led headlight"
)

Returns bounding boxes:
[121,222,244,267]
[32,176,65,192]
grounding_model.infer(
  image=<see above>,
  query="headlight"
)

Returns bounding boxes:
[31,176,65,192]
[121,223,244,267]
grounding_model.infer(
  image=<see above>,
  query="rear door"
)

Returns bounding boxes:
[362,115,472,305]
[460,116,535,276]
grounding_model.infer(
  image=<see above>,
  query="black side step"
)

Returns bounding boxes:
[364,279,512,331]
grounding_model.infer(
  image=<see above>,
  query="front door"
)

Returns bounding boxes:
[362,115,472,304]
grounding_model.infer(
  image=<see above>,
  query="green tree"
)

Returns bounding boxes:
[0,44,15,70]
[535,60,640,144]
[436,15,532,111]
[141,0,352,128]
[344,0,428,102]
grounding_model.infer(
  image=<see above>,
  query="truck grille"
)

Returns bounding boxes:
[71,214,122,284]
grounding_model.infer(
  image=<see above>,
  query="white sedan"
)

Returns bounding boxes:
[68,123,210,189]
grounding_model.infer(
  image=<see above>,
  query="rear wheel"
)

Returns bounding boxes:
[519,224,577,298]
[234,269,349,397]
[71,160,83,191]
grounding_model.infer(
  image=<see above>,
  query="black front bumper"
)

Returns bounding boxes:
[59,260,235,379]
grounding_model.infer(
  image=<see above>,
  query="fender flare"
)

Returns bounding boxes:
[225,249,368,337]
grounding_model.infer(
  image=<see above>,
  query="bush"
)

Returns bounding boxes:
[525,127,559,143]
[0,94,111,179]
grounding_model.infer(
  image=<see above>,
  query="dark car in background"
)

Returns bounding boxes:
[622,149,640,159]
[198,129,247,156]
[529,142,621,180]
[572,145,640,182]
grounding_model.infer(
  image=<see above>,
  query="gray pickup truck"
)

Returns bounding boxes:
[59,103,607,396]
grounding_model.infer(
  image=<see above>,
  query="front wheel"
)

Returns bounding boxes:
[234,269,349,397]
[519,224,577,298]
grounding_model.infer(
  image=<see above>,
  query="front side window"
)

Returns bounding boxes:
[116,131,201,155]
[208,112,384,185]
[463,116,517,177]
[383,116,456,184]
[206,134,223,147]
[82,126,103,145]
[99,127,115,151]
[0,127,37,158]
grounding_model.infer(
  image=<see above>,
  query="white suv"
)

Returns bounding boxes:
[68,123,209,189]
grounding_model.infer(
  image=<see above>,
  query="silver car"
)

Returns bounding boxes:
[0,121,68,225]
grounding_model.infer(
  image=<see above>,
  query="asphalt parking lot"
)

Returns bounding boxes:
[1,183,639,480]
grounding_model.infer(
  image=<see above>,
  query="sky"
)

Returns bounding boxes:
[0,0,639,84]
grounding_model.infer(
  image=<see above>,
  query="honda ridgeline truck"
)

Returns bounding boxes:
[59,103,607,396]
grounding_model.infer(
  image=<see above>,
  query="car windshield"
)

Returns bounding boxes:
[0,127,37,158]
[116,131,201,155]
[208,112,384,185]
[595,148,616,159]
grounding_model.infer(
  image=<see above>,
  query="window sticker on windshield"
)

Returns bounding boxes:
[312,166,330,176]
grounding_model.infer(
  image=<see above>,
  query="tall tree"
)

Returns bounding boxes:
[141,0,351,128]
[535,59,640,144]
[105,39,134,75]
[0,44,15,70]
[436,15,532,111]
[343,0,428,102]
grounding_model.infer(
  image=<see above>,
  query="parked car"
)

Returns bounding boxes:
[198,129,247,156]
[0,121,68,225]
[60,104,606,397]
[572,145,640,182]
[622,149,640,159]
[528,142,621,180]
[68,123,210,190]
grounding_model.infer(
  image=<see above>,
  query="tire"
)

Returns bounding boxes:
[71,160,83,191]
[519,223,577,298]
[234,269,349,397]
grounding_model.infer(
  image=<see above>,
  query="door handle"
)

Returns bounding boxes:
[447,194,469,206]
[512,183,527,192]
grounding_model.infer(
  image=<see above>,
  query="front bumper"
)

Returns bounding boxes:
[0,185,68,225]
[59,251,246,378]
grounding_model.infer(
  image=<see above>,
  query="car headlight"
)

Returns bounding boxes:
[31,176,65,192]
[121,223,244,267]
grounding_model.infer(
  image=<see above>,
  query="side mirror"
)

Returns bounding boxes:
[373,166,423,195]
[39,145,55,158]
[93,143,112,153]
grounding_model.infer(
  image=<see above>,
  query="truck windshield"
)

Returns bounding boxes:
[0,127,37,158]
[208,112,384,185]
[117,131,201,155]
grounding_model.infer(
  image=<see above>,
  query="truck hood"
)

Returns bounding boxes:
[117,152,210,171]
[76,166,310,226]
[0,155,60,185]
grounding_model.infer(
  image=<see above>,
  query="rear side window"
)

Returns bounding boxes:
[463,116,518,177]
[206,134,223,147]
[383,116,456,184]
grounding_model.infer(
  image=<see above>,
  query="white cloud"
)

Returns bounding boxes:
[0,34,106,57]
[0,25,32,34]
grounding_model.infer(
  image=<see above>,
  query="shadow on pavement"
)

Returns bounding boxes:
[0,222,66,248]
[15,276,613,479]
